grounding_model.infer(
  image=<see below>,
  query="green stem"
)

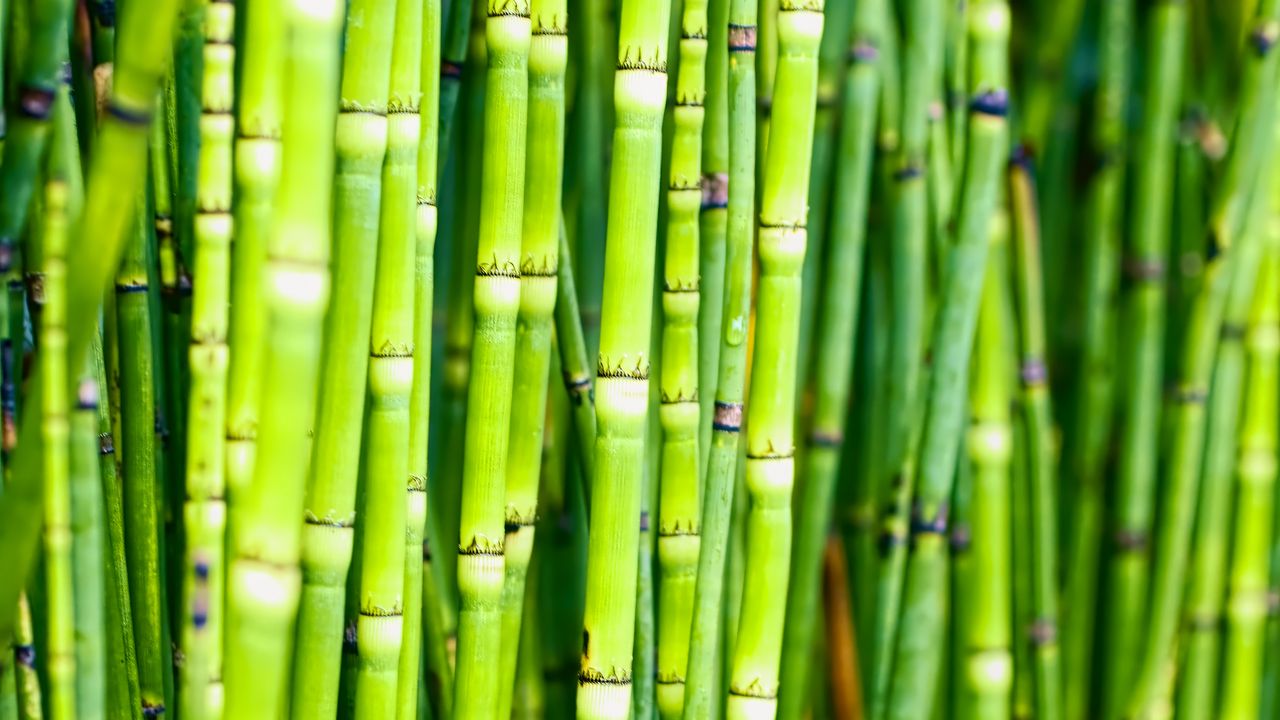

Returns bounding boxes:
[577,0,673,713]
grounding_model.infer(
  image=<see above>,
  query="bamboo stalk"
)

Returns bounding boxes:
[494,0,568,711]
[576,0,673,712]
[40,84,78,720]
[1008,153,1063,720]
[399,0,443,714]
[554,228,598,495]
[351,0,425,711]
[286,0,397,710]
[882,4,1008,717]
[177,0,234,715]
[1219,188,1280,720]
[221,0,342,711]
[777,0,880,712]
[1100,2,1187,712]
[725,2,823,718]
[680,0,755,711]
[655,0,710,710]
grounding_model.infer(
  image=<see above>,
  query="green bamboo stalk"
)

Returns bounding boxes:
[724,2,823,718]
[493,0,567,712]
[1008,154,1063,720]
[1018,0,1085,151]
[0,0,73,267]
[352,0,425,711]
[286,0,397,710]
[577,0,673,713]
[1218,197,1280,720]
[512,559,544,719]
[882,4,1008,717]
[1126,3,1280,715]
[117,176,167,719]
[633,467,656,720]
[450,0,534,715]
[39,85,77,720]
[655,0,709,711]
[221,0,342,711]
[434,2,489,640]
[554,228,598,495]
[794,0,852,393]
[12,594,40,720]
[1,659,15,720]
[1173,165,1268,720]
[696,0,728,480]
[436,0,475,168]
[399,0,443,714]
[70,361,104,720]
[95,324,142,720]
[944,0,967,173]
[1061,2,1130,717]
[224,0,282,574]
[0,0,181,651]
[960,212,1012,720]
[177,0,234,714]
[867,0,944,706]
[680,0,755,712]
[1100,1,1187,712]
[776,0,879,712]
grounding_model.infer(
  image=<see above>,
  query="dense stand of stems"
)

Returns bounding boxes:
[287,0,396,711]
[352,0,425,713]
[450,0,533,714]
[221,0,342,711]
[1100,2,1187,712]
[777,0,880,713]
[680,0,756,712]
[655,0,709,711]
[883,4,1008,717]
[577,0,672,713]
[494,0,568,711]
[1127,3,1280,714]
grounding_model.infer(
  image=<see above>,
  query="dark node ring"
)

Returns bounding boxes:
[1174,386,1208,405]
[1028,618,1058,647]
[1113,528,1149,551]
[713,401,743,432]
[809,429,842,448]
[1122,256,1166,282]
[893,164,924,182]
[701,172,729,209]
[639,510,650,532]
[107,100,153,126]
[849,40,878,63]
[728,24,757,52]
[877,528,907,554]
[970,89,1009,118]
[17,84,55,120]
[441,60,464,79]
[141,703,166,718]
[950,525,972,552]
[910,512,949,537]
[1020,357,1048,387]
[1250,23,1278,56]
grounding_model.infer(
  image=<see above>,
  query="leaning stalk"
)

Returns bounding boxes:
[725,3,823,718]
[655,0,709,711]
[287,0,397,711]
[554,228,598,493]
[221,0,342,711]
[494,0,567,712]
[680,0,755,713]
[883,4,1008,717]
[577,0,673,713]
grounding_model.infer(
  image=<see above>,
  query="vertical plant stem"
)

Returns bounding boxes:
[777,0,879,712]
[221,0,342,711]
[286,0,396,711]
[680,0,755,712]
[577,0,673,714]
[554,228,598,495]
[655,0,709,711]
[725,2,823,718]
[1100,2,1187,712]
[697,0,728,480]
[883,4,1008,717]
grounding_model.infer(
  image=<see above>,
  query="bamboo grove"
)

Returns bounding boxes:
[5,0,1280,718]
